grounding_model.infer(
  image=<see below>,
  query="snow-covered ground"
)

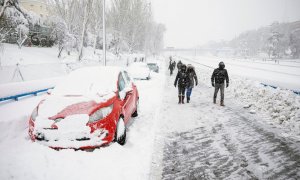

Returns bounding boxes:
[150,60,300,179]
[1,46,300,179]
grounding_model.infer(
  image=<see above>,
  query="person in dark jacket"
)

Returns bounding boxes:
[211,61,229,106]
[169,56,173,66]
[177,60,183,72]
[174,64,188,104]
[186,64,198,103]
[168,60,175,75]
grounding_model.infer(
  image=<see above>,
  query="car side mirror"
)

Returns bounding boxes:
[125,86,133,93]
[47,89,53,95]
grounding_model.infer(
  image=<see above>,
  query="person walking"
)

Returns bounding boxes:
[168,60,175,75]
[186,64,198,103]
[211,61,229,106]
[169,56,173,67]
[177,60,183,72]
[174,64,188,104]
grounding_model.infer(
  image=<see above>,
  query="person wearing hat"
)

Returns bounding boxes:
[174,64,188,104]
[211,61,229,106]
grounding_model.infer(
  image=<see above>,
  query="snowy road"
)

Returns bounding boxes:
[150,65,300,179]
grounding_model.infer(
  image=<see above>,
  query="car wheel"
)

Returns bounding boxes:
[115,117,126,145]
[131,99,139,117]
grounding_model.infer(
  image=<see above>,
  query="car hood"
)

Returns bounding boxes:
[37,92,115,121]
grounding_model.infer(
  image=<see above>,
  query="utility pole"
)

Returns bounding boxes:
[102,0,106,66]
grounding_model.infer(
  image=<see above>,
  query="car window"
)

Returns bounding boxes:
[123,71,131,82]
[118,73,126,91]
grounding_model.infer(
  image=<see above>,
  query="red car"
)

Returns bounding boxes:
[29,66,139,149]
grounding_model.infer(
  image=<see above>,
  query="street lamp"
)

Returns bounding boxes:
[103,0,106,66]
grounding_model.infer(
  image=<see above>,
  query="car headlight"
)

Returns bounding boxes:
[89,105,113,123]
[31,107,38,121]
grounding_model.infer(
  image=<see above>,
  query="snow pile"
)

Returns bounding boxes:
[195,65,300,137]
[230,78,300,129]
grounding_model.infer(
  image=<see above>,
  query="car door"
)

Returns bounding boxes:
[118,72,134,124]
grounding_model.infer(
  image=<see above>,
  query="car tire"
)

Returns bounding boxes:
[115,117,126,145]
[132,99,139,117]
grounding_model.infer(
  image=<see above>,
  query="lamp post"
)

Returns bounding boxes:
[102,0,106,66]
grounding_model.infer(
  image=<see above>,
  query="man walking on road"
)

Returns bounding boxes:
[211,62,229,106]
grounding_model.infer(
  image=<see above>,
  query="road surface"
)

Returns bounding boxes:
[150,63,300,180]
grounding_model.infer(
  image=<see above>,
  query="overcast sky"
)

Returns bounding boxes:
[150,0,300,48]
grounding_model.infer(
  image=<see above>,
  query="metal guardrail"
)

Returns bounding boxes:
[0,87,54,102]
[260,83,300,95]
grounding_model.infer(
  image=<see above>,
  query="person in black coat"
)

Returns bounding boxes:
[168,60,175,75]
[211,61,229,106]
[186,64,198,103]
[177,60,183,72]
[174,64,188,104]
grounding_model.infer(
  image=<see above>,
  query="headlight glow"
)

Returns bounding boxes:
[89,104,113,123]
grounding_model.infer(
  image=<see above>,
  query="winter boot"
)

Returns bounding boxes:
[220,101,225,106]
[182,96,185,104]
[178,96,181,104]
[213,98,216,104]
[187,97,190,103]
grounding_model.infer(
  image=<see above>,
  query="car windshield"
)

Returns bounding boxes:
[52,67,120,96]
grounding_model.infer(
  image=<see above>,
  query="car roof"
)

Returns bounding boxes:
[53,66,125,96]
[71,66,124,78]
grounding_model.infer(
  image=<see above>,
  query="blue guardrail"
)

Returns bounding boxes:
[261,83,300,95]
[0,87,54,102]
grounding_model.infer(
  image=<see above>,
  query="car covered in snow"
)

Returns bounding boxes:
[147,62,159,73]
[28,66,139,149]
[128,62,151,80]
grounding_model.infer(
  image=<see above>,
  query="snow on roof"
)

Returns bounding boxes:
[52,66,123,96]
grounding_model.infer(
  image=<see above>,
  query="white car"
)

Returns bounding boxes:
[128,62,151,80]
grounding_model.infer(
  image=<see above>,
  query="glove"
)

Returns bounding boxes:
[196,82,198,86]
[226,83,229,88]
[174,83,176,87]
[212,83,215,87]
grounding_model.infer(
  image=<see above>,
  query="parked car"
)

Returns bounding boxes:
[147,62,159,73]
[128,62,151,80]
[28,66,139,149]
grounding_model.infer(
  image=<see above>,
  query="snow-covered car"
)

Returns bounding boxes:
[147,62,159,73]
[128,62,151,80]
[28,66,139,149]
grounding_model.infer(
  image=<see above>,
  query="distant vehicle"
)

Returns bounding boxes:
[28,66,139,149]
[128,62,151,80]
[147,62,159,73]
